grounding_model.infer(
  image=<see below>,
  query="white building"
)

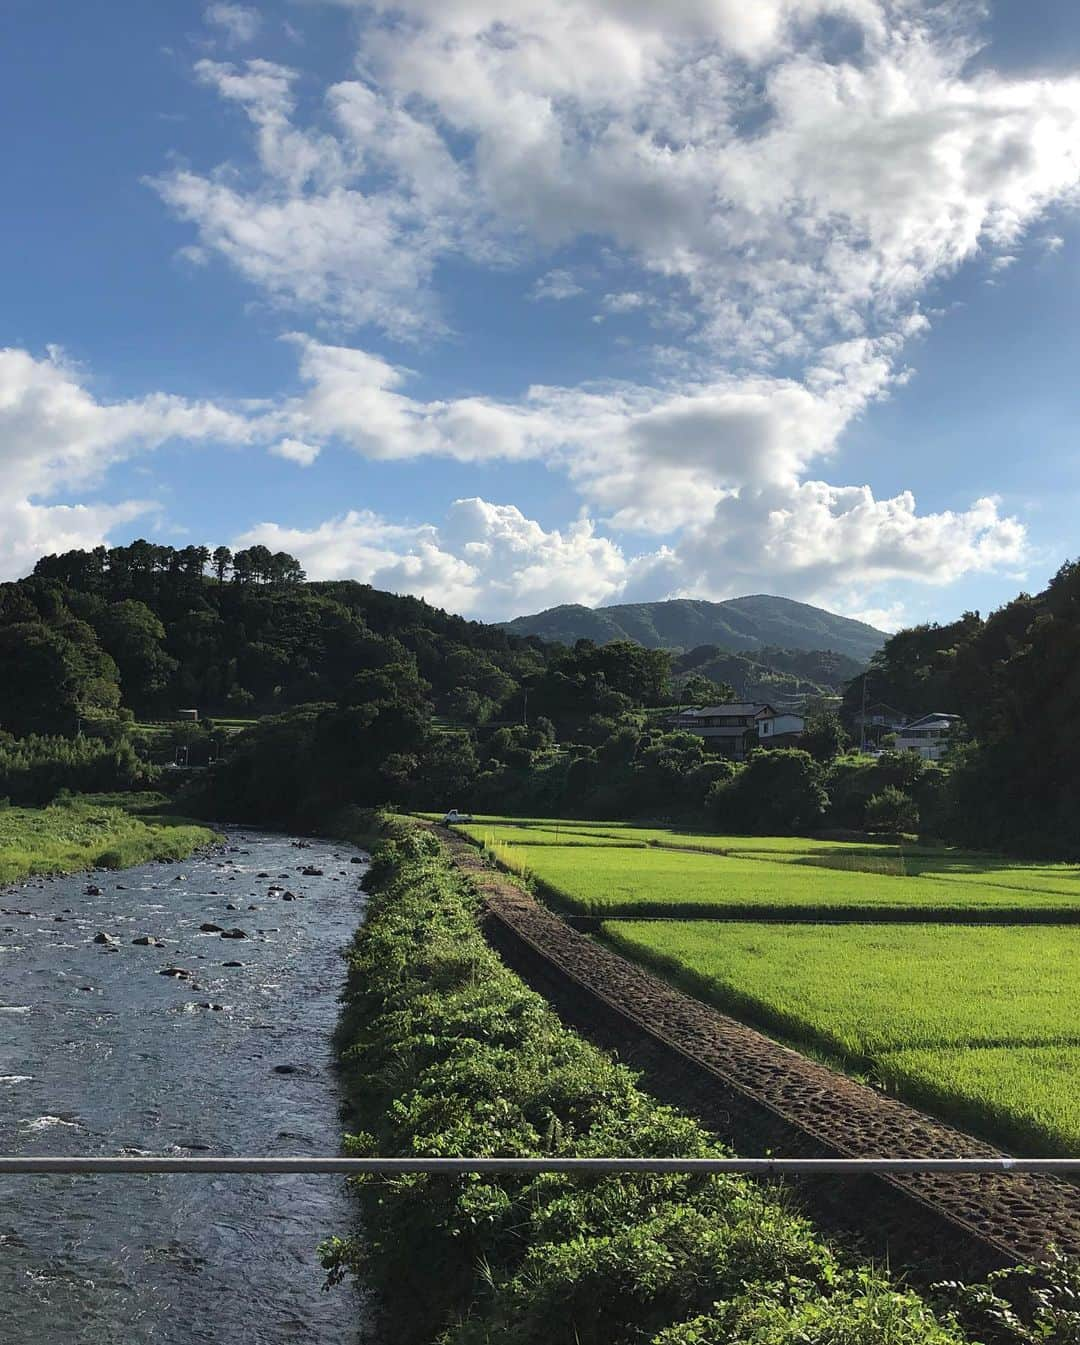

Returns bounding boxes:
[894,712,960,762]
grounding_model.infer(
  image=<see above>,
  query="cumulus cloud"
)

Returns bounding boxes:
[158,4,1080,359]
[269,436,321,466]
[141,1,1078,615]
[232,498,640,618]
[0,331,1028,613]
[0,346,254,578]
[671,485,1026,604]
[270,330,908,531]
[232,483,1025,622]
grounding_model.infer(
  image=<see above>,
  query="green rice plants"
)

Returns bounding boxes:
[601,920,1080,1155]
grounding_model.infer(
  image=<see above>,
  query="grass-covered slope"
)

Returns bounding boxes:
[0,796,216,885]
[601,921,1080,1156]
[326,828,966,1345]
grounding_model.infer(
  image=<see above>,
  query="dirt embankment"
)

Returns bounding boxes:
[434,827,1080,1281]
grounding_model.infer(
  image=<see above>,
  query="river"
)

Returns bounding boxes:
[0,827,370,1343]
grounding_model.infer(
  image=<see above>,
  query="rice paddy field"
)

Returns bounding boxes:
[459,821,1080,918]
[436,813,1080,1155]
[601,921,1080,1155]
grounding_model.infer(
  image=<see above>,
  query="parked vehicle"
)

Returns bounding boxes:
[443,809,474,824]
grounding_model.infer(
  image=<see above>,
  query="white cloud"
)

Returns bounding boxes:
[601,291,648,313]
[270,436,321,466]
[205,3,261,45]
[0,331,1027,613]
[141,1,1080,616]
[233,497,639,618]
[273,330,906,531]
[670,485,1026,605]
[0,500,152,582]
[233,481,1026,622]
[530,269,584,301]
[0,346,254,578]
[157,6,1080,360]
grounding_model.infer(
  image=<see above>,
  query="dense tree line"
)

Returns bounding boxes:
[6,539,1080,855]
[843,558,1080,853]
[0,541,553,731]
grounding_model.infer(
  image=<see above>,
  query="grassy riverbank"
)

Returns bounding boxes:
[0,795,217,885]
[326,827,969,1345]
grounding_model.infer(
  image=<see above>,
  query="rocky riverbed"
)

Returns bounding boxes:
[0,828,371,1343]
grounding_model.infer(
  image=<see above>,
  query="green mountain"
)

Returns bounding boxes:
[501,596,886,664]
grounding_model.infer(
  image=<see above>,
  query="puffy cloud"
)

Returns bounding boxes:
[0,345,254,499]
[233,497,640,618]
[269,437,321,466]
[272,331,903,530]
[139,0,1079,617]
[0,500,152,583]
[233,481,1026,622]
[0,345,254,579]
[670,484,1027,604]
[204,3,262,45]
[157,5,1080,360]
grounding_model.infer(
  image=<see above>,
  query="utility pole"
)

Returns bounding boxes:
[859,673,869,755]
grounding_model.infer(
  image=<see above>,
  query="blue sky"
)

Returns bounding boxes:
[2,0,1080,629]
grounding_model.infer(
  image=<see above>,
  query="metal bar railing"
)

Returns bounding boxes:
[1,1157,1078,1175]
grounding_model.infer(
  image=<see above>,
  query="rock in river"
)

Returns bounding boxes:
[92,932,117,945]
[220,928,248,940]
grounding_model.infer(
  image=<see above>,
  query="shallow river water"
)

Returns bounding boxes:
[0,828,370,1344]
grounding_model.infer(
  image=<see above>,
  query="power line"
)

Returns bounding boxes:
[1,1156,1078,1176]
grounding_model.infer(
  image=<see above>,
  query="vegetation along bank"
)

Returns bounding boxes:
[326,824,1001,1345]
[0,795,217,886]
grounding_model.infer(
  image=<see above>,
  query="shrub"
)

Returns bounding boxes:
[865,785,920,834]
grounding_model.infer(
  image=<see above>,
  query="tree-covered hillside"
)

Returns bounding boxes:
[843,558,1080,853]
[3,541,548,734]
[502,595,886,663]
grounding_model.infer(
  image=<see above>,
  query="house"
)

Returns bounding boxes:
[670,703,768,760]
[851,700,909,748]
[756,708,806,747]
[854,701,909,731]
[672,703,805,760]
[894,712,960,762]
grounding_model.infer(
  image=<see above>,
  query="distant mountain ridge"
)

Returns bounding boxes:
[501,595,886,665]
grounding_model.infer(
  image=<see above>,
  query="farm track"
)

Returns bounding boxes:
[432,827,1080,1277]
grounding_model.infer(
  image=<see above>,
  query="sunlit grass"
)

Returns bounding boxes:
[602,919,1080,1155]
[0,797,217,885]
[491,842,1080,917]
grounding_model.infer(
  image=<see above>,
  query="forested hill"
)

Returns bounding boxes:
[501,596,886,663]
[0,541,552,736]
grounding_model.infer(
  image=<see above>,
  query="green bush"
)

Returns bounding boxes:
[326,830,967,1345]
[865,785,920,834]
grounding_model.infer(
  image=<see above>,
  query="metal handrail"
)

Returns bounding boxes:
[1,1157,1078,1175]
